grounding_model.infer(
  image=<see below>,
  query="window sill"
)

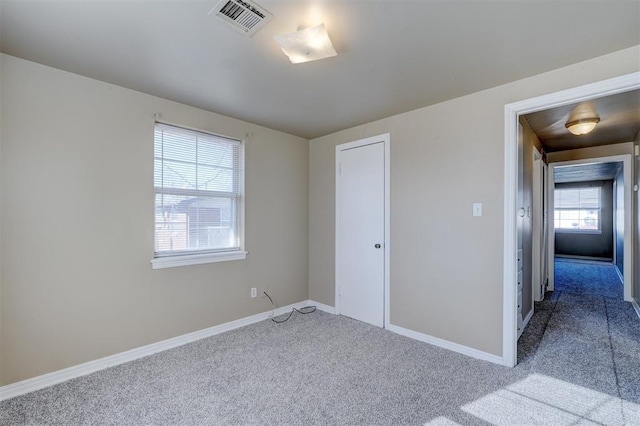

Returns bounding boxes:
[151,251,248,269]
[555,229,602,235]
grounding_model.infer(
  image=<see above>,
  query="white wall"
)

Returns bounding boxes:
[0,54,4,382]
[635,134,640,308]
[309,46,640,356]
[0,55,309,385]
[614,170,625,274]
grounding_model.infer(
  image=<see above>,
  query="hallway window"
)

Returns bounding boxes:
[554,187,600,231]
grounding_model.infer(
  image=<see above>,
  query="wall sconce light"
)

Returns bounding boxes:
[565,117,600,135]
[274,23,337,64]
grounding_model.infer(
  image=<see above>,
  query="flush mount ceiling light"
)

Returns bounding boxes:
[565,117,600,135]
[565,102,600,135]
[273,23,337,64]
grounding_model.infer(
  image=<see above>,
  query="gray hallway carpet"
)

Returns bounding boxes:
[517,258,640,424]
[2,260,639,425]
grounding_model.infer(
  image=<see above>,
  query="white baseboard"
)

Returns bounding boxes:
[632,299,640,321]
[307,302,503,366]
[615,265,624,284]
[308,300,335,314]
[386,324,504,366]
[1,299,503,401]
[0,300,312,402]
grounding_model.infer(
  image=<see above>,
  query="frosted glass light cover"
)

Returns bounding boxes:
[274,23,337,64]
[565,118,599,135]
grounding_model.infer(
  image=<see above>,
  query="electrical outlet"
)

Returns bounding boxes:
[250,288,257,298]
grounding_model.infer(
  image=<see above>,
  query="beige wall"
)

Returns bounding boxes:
[309,46,640,356]
[2,46,638,386]
[0,55,309,385]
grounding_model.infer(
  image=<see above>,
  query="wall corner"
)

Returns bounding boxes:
[0,53,5,385]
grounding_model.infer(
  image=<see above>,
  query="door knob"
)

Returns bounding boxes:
[375,244,381,249]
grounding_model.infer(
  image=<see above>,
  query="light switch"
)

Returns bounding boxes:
[473,202,483,217]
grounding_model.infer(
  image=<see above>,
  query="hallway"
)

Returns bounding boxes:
[518,258,640,412]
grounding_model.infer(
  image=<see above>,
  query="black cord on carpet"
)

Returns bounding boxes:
[263,291,316,323]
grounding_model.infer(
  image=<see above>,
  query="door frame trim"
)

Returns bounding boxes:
[547,155,633,301]
[531,146,544,302]
[503,72,640,367]
[335,133,391,327]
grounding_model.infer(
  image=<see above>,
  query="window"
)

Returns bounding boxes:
[554,187,600,232]
[152,123,245,269]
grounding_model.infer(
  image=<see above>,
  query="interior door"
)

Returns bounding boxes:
[532,148,545,302]
[541,161,549,295]
[336,141,385,327]
[516,123,525,338]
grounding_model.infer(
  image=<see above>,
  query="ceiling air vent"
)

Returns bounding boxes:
[210,0,273,37]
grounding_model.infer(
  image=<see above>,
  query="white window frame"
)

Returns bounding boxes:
[553,186,602,234]
[151,123,247,269]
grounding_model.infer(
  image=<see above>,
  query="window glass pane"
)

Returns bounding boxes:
[154,159,163,187]
[159,132,196,163]
[154,123,242,257]
[197,164,234,192]
[199,139,235,169]
[554,209,600,230]
[155,194,238,253]
[162,160,197,190]
[579,188,599,209]
[155,193,189,252]
[581,210,599,230]
[555,187,600,209]
[554,187,601,231]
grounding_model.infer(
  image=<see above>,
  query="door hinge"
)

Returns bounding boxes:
[338,163,342,175]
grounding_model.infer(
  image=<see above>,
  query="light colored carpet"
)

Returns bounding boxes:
[2,260,639,425]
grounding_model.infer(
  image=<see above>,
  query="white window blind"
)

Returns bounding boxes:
[554,187,600,231]
[154,123,242,258]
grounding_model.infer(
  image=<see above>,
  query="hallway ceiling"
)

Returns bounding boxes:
[554,162,622,184]
[1,0,639,139]
[524,90,640,153]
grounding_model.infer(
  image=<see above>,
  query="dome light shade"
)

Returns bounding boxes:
[274,23,337,64]
[565,117,600,135]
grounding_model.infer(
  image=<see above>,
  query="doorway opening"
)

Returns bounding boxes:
[502,72,640,367]
[547,157,632,301]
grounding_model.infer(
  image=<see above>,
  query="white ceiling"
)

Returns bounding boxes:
[524,90,640,153]
[1,0,639,139]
